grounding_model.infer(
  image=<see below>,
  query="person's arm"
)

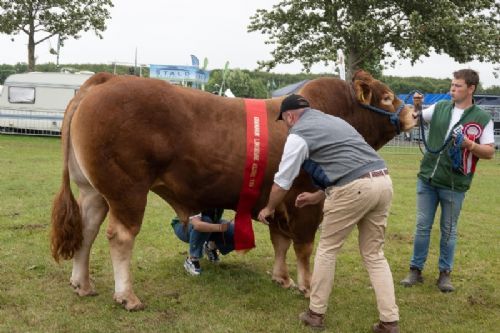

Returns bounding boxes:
[273,134,309,190]
[461,120,495,160]
[461,139,495,160]
[295,190,326,208]
[258,183,289,225]
[258,134,308,225]
[190,215,229,232]
[413,92,435,123]
[413,92,424,111]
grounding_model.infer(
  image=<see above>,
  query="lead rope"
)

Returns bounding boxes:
[446,132,465,245]
[449,133,464,171]
[413,97,426,155]
[407,91,451,155]
[447,161,456,246]
[419,112,456,154]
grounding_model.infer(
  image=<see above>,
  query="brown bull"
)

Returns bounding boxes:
[51,70,417,310]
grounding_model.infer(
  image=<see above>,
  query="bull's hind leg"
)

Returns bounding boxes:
[106,197,146,311]
[293,241,313,297]
[269,229,295,289]
[70,185,108,296]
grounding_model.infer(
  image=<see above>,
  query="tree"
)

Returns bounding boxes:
[206,69,268,98]
[226,70,268,98]
[0,0,113,71]
[478,85,500,95]
[248,0,500,81]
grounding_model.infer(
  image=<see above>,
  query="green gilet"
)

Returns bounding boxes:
[418,100,491,192]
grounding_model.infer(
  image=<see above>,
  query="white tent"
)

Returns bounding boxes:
[224,88,235,98]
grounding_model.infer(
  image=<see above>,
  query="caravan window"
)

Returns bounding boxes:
[9,86,35,104]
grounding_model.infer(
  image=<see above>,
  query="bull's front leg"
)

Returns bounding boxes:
[107,216,144,311]
[269,229,295,289]
[293,241,313,297]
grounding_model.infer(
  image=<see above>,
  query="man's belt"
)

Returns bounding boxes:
[358,168,389,179]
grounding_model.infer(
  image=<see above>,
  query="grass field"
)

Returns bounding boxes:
[0,135,499,333]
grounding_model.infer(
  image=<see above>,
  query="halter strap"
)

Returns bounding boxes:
[358,101,405,134]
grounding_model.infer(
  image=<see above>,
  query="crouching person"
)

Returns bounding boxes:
[171,209,234,275]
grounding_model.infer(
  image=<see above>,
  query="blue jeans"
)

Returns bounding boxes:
[171,217,235,257]
[410,178,465,272]
[206,223,235,255]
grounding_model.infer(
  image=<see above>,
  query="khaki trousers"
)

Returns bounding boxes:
[309,175,399,322]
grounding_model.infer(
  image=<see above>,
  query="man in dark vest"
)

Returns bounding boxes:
[258,94,400,333]
[401,69,495,292]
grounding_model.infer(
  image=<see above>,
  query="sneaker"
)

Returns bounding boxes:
[184,257,201,276]
[203,241,220,263]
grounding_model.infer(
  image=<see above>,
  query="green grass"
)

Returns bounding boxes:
[0,135,499,333]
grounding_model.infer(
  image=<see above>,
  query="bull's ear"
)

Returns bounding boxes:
[353,80,372,104]
[352,70,372,83]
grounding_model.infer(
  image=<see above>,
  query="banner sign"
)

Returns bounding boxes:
[149,64,210,83]
[190,55,200,67]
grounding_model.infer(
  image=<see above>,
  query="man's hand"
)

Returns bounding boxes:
[460,139,495,159]
[413,92,424,111]
[295,190,326,208]
[258,206,274,225]
[461,136,476,150]
[219,222,230,232]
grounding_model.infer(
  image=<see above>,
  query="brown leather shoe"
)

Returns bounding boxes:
[299,309,325,330]
[372,320,400,333]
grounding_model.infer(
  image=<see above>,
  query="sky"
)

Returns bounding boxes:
[0,0,498,87]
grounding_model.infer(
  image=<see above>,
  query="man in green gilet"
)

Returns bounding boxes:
[401,69,495,292]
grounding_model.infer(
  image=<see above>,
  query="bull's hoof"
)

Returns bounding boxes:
[69,279,98,297]
[113,292,145,311]
[272,276,296,289]
[298,286,311,298]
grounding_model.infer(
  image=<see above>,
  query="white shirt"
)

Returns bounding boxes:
[274,134,309,190]
[422,104,494,144]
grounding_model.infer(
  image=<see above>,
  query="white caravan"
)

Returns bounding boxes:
[0,72,92,135]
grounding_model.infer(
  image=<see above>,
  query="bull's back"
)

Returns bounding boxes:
[300,78,356,118]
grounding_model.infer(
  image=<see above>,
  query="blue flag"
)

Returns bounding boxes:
[190,55,199,67]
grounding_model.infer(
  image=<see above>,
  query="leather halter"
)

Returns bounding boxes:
[358,100,406,134]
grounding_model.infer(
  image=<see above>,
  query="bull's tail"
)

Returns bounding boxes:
[50,167,83,262]
[51,72,113,262]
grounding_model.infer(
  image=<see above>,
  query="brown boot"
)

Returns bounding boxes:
[299,308,325,330]
[400,267,423,287]
[372,320,400,333]
[437,270,455,292]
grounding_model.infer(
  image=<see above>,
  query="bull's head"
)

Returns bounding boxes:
[352,70,418,132]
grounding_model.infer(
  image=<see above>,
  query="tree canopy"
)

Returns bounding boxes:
[206,69,268,98]
[248,0,500,81]
[0,0,113,71]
